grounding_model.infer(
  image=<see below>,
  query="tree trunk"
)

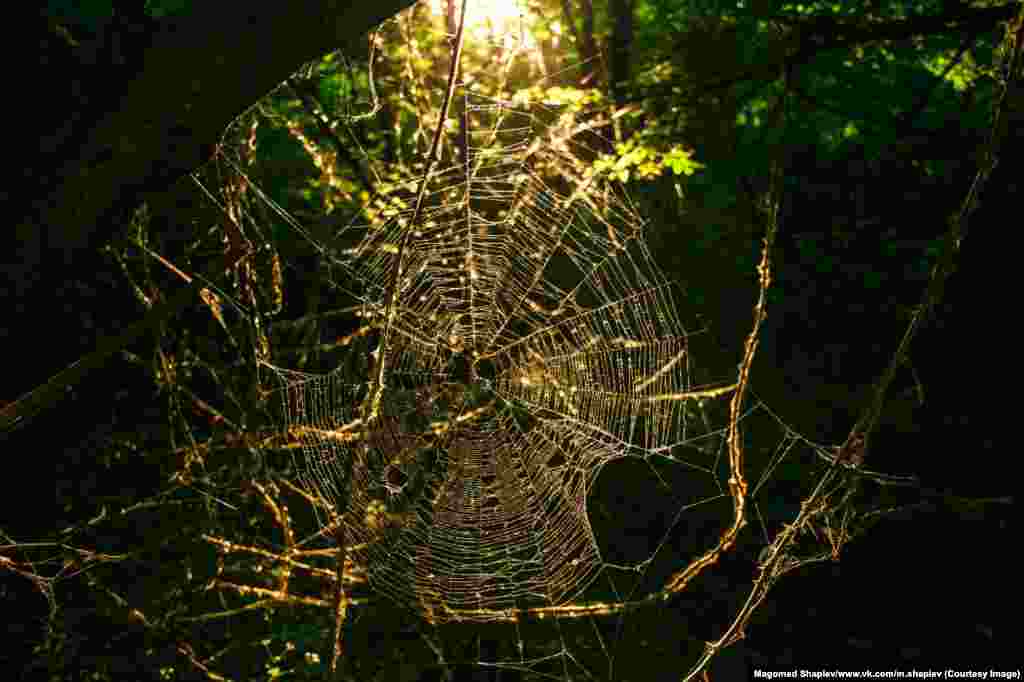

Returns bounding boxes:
[1,1,417,433]
[9,0,417,304]
[580,0,599,85]
[608,0,633,107]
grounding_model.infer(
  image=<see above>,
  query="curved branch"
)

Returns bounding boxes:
[11,0,417,301]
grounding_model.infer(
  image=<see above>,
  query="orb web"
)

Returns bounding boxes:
[172,8,954,678]
[246,87,737,623]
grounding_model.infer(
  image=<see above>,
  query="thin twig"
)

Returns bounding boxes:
[361,0,468,426]
[329,521,349,678]
[849,1,1022,458]
[681,54,790,682]
[328,3,469,676]
[0,199,253,437]
[287,77,375,193]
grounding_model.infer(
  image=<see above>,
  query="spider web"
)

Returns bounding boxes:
[184,27,911,678]
[168,4,965,676]
[243,85,743,626]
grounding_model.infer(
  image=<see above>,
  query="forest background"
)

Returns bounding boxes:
[1,0,1018,679]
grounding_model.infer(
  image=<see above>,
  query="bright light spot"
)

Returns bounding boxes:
[429,0,533,48]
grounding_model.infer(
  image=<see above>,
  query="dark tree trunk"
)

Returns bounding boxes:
[608,0,633,107]
[3,0,417,431]
[9,0,417,304]
[580,0,599,86]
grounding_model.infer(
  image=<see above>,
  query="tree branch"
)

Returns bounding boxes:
[634,4,1019,104]
[11,0,417,301]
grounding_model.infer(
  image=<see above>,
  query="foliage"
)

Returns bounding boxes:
[593,138,705,181]
[44,0,195,25]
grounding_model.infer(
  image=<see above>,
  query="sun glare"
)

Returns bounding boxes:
[429,0,533,48]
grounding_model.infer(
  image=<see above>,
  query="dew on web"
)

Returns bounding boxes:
[189,14,855,680]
